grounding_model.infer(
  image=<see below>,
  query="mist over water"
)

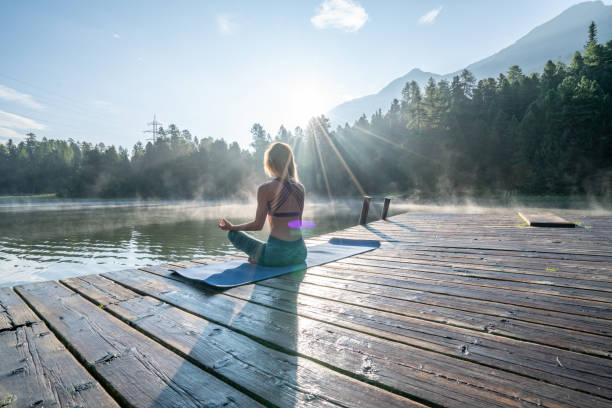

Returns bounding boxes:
[1,195,609,287]
[0,198,372,287]
[390,196,612,216]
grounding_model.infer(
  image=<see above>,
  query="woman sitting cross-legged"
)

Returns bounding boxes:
[218,142,307,266]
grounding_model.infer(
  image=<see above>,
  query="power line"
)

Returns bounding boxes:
[0,72,128,131]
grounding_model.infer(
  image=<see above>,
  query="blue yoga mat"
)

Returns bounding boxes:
[172,238,380,288]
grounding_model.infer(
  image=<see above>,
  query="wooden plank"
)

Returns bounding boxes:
[259,272,612,356]
[519,212,576,228]
[0,286,118,408]
[171,262,612,355]
[219,279,612,397]
[333,235,612,260]
[383,243,612,263]
[15,281,264,408]
[66,274,612,399]
[354,244,609,272]
[147,263,612,398]
[103,268,611,408]
[319,260,612,303]
[283,268,612,331]
[338,256,612,292]
[360,247,612,273]
[0,287,39,331]
[63,275,424,408]
[360,252,612,283]
[325,217,612,259]
[0,323,119,408]
[373,233,612,254]
[275,267,612,320]
[194,250,612,286]
[59,274,140,306]
[381,224,611,243]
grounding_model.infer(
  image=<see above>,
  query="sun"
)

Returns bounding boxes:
[284,81,335,127]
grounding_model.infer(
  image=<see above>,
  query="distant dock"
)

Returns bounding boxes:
[1,212,611,407]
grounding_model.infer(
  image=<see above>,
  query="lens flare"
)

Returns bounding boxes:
[288,220,316,229]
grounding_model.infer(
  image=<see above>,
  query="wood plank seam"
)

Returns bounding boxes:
[267,270,612,322]
[59,280,287,408]
[0,287,120,408]
[302,264,612,304]
[338,257,612,291]
[15,281,267,408]
[105,268,612,407]
[180,256,612,340]
[12,283,147,408]
[264,271,612,327]
[144,264,612,357]
[152,264,612,399]
[61,275,424,408]
[57,277,284,408]
[252,277,612,348]
[218,289,612,398]
[101,270,455,405]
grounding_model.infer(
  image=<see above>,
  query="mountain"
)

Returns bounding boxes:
[328,1,612,126]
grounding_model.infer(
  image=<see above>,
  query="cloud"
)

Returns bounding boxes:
[311,0,368,32]
[113,33,121,39]
[0,109,46,132]
[0,84,44,110]
[216,15,235,35]
[418,6,442,24]
[0,126,24,142]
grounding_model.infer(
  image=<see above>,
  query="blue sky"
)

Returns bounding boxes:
[0,0,605,148]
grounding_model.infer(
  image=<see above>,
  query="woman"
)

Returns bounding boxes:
[218,142,307,266]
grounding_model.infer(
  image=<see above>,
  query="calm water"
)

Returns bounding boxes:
[0,198,383,287]
[2,195,607,287]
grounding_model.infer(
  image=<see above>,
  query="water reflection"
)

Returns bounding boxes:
[0,200,367,287]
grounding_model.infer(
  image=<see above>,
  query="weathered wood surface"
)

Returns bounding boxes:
[0,287,118,408]
[518,212,576,228]
[62,274,422,408]
[102,267,611,407]
[15,281,264,408]
[4,212,612,407]
[0,287,38,331]
[127,263,612,399]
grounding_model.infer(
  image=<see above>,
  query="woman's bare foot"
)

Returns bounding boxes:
[248,257,257,264]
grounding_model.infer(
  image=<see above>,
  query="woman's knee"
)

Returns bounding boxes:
[227,230,239,243]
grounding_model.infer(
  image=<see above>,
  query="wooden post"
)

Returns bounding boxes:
[381,197,391,220]
[359,196,371,225]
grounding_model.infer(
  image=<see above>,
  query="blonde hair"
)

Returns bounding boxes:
[264,142,298,181]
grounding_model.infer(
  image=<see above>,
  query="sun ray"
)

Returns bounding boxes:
[316,117,366,196]
[352,124,480,183]
[312,126,337,218]
[352,124,434,163]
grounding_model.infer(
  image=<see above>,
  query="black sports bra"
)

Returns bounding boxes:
[267,177,304,217]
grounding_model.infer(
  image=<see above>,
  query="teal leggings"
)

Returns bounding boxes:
[228,231,307,266]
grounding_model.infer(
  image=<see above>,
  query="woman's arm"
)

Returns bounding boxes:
[219,185,268,231]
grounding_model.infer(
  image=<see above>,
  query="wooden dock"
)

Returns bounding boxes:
[1,212,611,407]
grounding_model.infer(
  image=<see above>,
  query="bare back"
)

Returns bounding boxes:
[261,178,305,241]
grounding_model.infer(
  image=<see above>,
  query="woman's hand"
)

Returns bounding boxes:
[218,218,234,231]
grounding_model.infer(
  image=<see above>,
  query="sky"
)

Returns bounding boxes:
[0,0,607,149]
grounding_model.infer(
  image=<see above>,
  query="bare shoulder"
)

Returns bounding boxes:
[257,180,276,196]
[295,180,305,193]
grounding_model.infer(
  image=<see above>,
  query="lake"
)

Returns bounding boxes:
[2,195,608,287]
[0,197,396,287]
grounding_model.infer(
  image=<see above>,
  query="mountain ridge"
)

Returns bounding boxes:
[328,0,612,125]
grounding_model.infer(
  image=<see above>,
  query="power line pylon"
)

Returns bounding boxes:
[143,114,162,143]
